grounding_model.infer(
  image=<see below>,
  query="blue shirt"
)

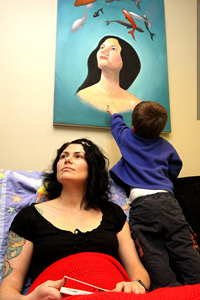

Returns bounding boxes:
[109,114,182,195]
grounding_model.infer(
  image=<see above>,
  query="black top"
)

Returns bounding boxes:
[10,202,126,282]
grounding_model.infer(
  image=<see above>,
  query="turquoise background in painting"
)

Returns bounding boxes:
[54,0,171,131]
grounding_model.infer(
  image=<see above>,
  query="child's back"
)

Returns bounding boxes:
[107,101,182,197]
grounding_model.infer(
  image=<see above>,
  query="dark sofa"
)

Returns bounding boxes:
[174,176,200,246]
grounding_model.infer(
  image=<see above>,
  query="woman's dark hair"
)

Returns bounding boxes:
[42,138,110,209]
[76,35,141,93]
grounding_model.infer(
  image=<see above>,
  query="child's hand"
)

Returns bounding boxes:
[107,102,119,115]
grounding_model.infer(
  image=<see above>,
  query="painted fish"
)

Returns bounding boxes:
[123,9,136,40]
[93,8,104,17]
[106,20,144,32]
[132,0,142,10]
[143,14,155,40]
[71,3,93,33]
[128,11,153,28]
[105,0,122,2]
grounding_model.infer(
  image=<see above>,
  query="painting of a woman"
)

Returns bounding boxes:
[77,35,141,112]
[54,1,170,130]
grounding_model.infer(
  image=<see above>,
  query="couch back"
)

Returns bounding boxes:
[173,176,200,246]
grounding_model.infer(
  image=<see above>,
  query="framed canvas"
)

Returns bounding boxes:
[54,0,171,131]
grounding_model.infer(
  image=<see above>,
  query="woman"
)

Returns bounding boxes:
[0,138,150,300]
[77,36,141,112]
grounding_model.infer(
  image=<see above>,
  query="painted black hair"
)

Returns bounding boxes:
[76,35,141,93]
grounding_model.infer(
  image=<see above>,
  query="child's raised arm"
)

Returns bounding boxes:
[107,102,119,115]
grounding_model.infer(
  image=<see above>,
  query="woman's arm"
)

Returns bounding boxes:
[0,231,33,299]
[116,221,150,294]
[0,231,65,300]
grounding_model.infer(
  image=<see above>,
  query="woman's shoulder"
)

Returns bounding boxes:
[102,201,126,220]
[77,85,97,98]
[102,201,127,233]
[11,203,39,223]
[34,199,60,219]
[78,87,141,112]
[117,90,141,109]
[110,90,141,112]
[10,204,41,240]
[34,200,51,209]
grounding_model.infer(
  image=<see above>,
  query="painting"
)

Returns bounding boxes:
[53,0,171,131]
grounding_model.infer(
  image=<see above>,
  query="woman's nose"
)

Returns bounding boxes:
[65,155,73,163]
[101,47,109,55]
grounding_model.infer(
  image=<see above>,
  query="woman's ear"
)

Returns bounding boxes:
[132,125,136,132]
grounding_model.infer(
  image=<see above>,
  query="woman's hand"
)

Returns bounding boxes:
[29,278,66,300]
[113,280,147,294]
[116,221,150,293]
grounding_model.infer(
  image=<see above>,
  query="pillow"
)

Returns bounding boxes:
[108,177,129,221]
[0,169,45,281]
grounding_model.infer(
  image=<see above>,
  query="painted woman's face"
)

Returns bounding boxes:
[97,38,123,72]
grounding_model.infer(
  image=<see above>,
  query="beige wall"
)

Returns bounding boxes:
[0,0,199,177]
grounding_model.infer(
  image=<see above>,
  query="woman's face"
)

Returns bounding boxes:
[57,143,89,185]
[96,38,123,72]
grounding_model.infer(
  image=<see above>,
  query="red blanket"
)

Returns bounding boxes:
[28,252,200,299]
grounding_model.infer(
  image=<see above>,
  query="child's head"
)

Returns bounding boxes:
[132,101,168,139]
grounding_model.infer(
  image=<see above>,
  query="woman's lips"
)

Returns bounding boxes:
[62,167,74,171]
[99,55,108,60]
